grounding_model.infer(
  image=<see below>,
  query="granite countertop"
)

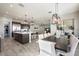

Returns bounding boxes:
[14,31,32,34]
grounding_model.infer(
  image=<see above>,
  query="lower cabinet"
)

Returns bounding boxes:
[13,33,29,44]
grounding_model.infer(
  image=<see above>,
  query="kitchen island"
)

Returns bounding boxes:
[13,32,32,44]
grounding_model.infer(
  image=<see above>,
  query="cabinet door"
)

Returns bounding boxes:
[14,33,22,42]
[22,34,29,43]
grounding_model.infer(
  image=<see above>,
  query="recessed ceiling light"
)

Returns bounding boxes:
[10,4,13,8]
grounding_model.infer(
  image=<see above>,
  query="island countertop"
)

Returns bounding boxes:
[14,31,32,34]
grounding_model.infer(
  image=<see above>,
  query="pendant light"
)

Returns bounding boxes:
[24,14,27,22]
[52,3,63,25]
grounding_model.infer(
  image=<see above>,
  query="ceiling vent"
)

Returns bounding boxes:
[48,11,52,13]
[18,3,24,7]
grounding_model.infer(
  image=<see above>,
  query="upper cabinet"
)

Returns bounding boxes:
[12,21,30,32]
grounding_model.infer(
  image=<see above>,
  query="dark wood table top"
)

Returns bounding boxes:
[42,35,69,52]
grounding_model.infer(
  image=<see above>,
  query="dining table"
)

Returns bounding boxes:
[42,35,70,52]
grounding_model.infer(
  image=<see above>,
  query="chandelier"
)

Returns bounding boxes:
[24,14,34,25]
[52,3,63,25]
[24,14,27,22]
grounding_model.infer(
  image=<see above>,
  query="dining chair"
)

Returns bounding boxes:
[56,34,79,56]
[38,34,44,40]
[38,39,56,56]
[43,34,48,38]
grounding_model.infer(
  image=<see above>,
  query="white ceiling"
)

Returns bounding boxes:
[0,3,79,24]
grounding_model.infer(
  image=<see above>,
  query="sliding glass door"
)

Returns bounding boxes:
[63,19,74,34]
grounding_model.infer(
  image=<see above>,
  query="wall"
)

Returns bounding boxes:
[0,16,12,39]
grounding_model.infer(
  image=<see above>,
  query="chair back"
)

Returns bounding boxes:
[69,35,79,56]
[39,34,44,40]
[38,39,56,56]
[44,34,48,38]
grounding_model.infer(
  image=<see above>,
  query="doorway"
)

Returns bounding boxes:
[4,24,10,38]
